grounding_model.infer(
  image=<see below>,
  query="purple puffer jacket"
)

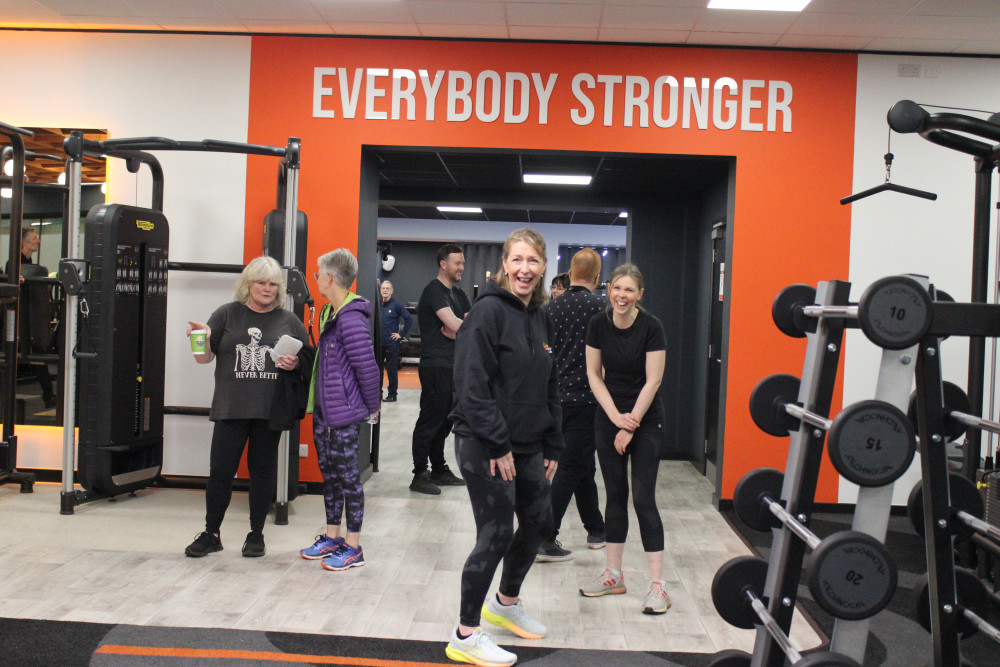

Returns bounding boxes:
[309,295,381,428]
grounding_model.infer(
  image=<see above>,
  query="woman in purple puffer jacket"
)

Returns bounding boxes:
[298,249,381,571]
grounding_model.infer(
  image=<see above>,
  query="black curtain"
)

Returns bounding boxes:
[461,242,503,301]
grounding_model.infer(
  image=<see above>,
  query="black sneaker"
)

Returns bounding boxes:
[409,470,441,495]
[242,531,265,558]
[185,532,222,558]
[384,395,397,402]
[430,467,465,486]
[586,532,607,550]
[536,539,573,562]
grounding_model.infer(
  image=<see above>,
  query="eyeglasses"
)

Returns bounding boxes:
[314,272,323,281]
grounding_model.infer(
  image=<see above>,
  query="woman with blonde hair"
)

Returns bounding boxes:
[579,262,670,614]
[184,256,310,559]
[445,227,563,667]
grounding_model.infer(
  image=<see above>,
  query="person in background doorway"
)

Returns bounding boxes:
[379,280,412,402]
[536,249,606,563]
[409,243,471,495]
[184,256,310,559]
[580,263,671,615]
[549,272,569,300]
[446,227,562,667]
[299,249,381,571]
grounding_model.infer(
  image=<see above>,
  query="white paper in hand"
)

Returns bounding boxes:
[269,334,303,363]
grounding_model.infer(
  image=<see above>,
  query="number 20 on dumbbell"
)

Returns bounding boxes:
[733,468,898,620]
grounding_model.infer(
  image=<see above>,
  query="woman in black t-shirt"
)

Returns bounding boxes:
[579,263,671,615]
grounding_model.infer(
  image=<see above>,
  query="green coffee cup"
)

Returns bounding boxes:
[190,329,208,355]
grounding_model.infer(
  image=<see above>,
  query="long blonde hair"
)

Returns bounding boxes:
[495,227,548,306]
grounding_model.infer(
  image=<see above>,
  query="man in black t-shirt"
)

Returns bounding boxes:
[409,243,472,495]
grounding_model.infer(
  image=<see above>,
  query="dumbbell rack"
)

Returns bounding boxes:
[736,277,925,666]
[749,279,851,666]
[909,283,1000,666]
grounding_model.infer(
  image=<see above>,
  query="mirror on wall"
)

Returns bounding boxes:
[0,127,106,426]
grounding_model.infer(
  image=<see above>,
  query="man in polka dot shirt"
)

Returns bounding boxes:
[537,248,607,562]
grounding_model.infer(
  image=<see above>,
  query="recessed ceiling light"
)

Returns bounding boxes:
[437,206,482,213]
[619,211,628,218]
[523,174,592,186]
[707,0,812,11]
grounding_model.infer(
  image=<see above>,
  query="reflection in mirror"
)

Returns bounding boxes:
[0,127,107,427]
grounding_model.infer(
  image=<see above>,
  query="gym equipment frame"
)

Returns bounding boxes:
[59,134,303,523]
[0,121,37,493]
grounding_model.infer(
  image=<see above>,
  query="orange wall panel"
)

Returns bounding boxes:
[245,36,857,498]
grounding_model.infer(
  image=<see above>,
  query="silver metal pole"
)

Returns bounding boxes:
[60,159,83,507]
[274,160,299,522]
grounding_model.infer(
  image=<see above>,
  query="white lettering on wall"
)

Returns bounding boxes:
[312,67,795,132]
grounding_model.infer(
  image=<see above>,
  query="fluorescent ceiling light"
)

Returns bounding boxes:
[707,0,811,10]
[0,188,11,199]
[619,211,628,218]
[437,206,482,213]
[523,174,592,186]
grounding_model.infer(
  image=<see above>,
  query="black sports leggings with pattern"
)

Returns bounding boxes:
[455,434,553,628]
[314,417,365,533]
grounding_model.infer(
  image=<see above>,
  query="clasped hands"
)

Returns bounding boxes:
[490,452,558,482]
[612,411,641,454]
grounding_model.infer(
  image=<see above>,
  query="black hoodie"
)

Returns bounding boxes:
[450,280,564,461]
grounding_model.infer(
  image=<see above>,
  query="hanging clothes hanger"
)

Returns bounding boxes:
[840,130,938,205]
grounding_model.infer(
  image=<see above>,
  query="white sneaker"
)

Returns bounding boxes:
[445,626,517,666]
[481,595,547,639]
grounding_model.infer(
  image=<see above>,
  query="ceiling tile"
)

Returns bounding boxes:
[421,23,509,38]
[864,36,966,53]
[775,33,872,50]
[598,27,689,43]
[599,6,700,31]
[508,25,598,40]
[882,15,999,41]
[313,1,412,23]
[408,1,505,25]
[240,19,334,33]
[955,39,1000,55]
[786,11,894,37]
[154,18,246,30]
[62,15,161,27]
[216,0,322,21]
[333,21,422,36]
[38,0,137,16]
[505,3,600,28]
[909,0,1000,19]
[686,31,781,47]
[693,8,798,33]
[127,0,231,19]
[803,0,921,14]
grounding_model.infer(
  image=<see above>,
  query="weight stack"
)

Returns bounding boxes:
[77,204,169,496]
[983,470,1000,529]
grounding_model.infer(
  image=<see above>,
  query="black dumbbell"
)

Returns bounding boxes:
[750,374,916,487]
[915,568,1000,643]
[733,469,898,620]
[771,276,932,349]
[710,557,862,666]
[907,472,999,544]
[907,381,1000,444]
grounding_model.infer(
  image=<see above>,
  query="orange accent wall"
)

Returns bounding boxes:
[244,36,857,500]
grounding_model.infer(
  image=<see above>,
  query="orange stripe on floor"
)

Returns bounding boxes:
[95,644,445,666]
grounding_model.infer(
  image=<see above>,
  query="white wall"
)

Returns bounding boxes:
[843,54,1000,503]
[4,32,253,474]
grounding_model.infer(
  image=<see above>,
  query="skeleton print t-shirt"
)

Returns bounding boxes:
[206,301,309,421]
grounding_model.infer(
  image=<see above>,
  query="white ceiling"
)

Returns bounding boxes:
[3,0,1000,56]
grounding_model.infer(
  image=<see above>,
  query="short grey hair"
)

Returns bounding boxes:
[318,248,358,290]
[234,256,285,308]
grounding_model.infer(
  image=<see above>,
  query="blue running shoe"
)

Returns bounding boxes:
[321,543,365,571]
[300,534,344,560]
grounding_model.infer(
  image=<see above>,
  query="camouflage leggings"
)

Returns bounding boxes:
[455,434,553,628]
[314,418,365,533]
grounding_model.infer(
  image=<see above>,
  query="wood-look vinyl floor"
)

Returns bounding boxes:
[0,388,822,655]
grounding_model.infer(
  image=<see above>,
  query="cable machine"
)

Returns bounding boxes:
[0,121,37,493]
[59,134,305,521]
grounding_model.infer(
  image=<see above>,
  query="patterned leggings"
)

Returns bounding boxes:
[314,418,365,533]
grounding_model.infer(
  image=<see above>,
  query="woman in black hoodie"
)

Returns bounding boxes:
[445,227,563,667]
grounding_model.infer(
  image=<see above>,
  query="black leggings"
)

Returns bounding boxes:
[595,417,664,552]
[455,435,553,628]
[205,419,281,535]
